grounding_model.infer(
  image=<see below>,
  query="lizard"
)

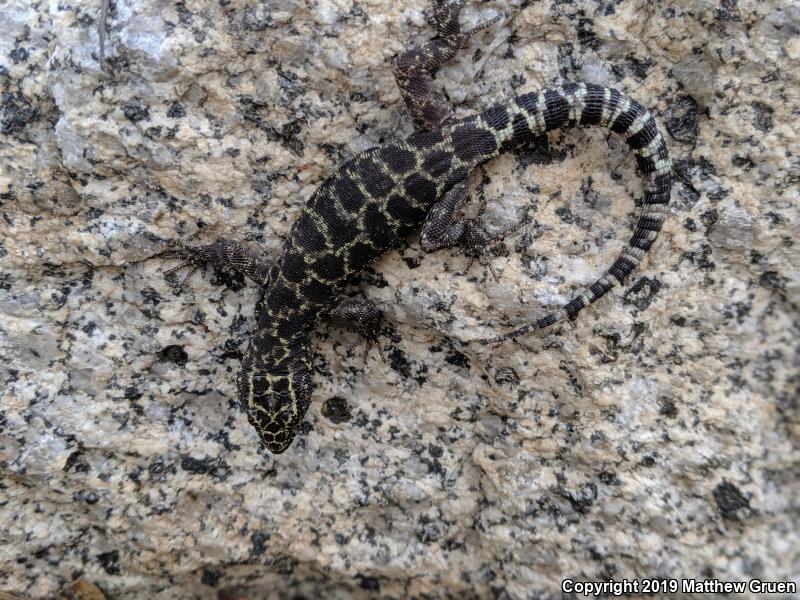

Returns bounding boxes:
[160,0,673,454]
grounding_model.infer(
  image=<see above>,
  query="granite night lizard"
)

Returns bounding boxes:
[159,0,673,453]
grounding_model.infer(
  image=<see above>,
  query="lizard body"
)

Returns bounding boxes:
[164,1,672,454]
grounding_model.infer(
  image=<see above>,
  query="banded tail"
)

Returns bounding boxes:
[478,82,672,343]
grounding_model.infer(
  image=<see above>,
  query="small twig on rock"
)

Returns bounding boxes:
[99,0,110,69]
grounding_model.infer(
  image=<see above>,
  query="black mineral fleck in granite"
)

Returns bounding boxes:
[714,480,752,521]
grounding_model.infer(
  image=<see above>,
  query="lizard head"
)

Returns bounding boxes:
[239,354,314,454]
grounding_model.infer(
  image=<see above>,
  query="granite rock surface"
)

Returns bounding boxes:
[1,0,798,598]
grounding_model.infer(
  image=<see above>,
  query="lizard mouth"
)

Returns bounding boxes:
[258,419,294,453]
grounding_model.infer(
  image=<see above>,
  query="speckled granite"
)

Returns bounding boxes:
[1,0,798,598]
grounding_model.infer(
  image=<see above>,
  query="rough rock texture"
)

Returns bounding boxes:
[1,0,798,598]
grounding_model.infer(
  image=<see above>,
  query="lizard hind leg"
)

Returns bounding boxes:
[394,0,500,131]
[420,182,529,280]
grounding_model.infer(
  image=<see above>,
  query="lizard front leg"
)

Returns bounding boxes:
[330,297,385,362]
[161,239,272,287]
[420,182,528,280]
[394,0,499,131]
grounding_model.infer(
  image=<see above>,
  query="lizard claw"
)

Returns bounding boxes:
[457,220,501,281]
[461,252,500,281]
[459,214,531,281]
[158,242,209,288]
[332,297,386,364]
[348,333,387,365]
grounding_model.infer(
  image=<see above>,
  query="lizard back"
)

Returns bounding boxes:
[234,81,671,453]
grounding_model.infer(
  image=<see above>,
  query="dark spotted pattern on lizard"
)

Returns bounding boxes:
[163,0,673,454]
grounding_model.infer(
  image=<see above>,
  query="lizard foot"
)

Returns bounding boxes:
[159,242,211,287]
[429,0,499,39]
[159,238,272,287]
[331,297,386,364]
[458,215,530,280]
